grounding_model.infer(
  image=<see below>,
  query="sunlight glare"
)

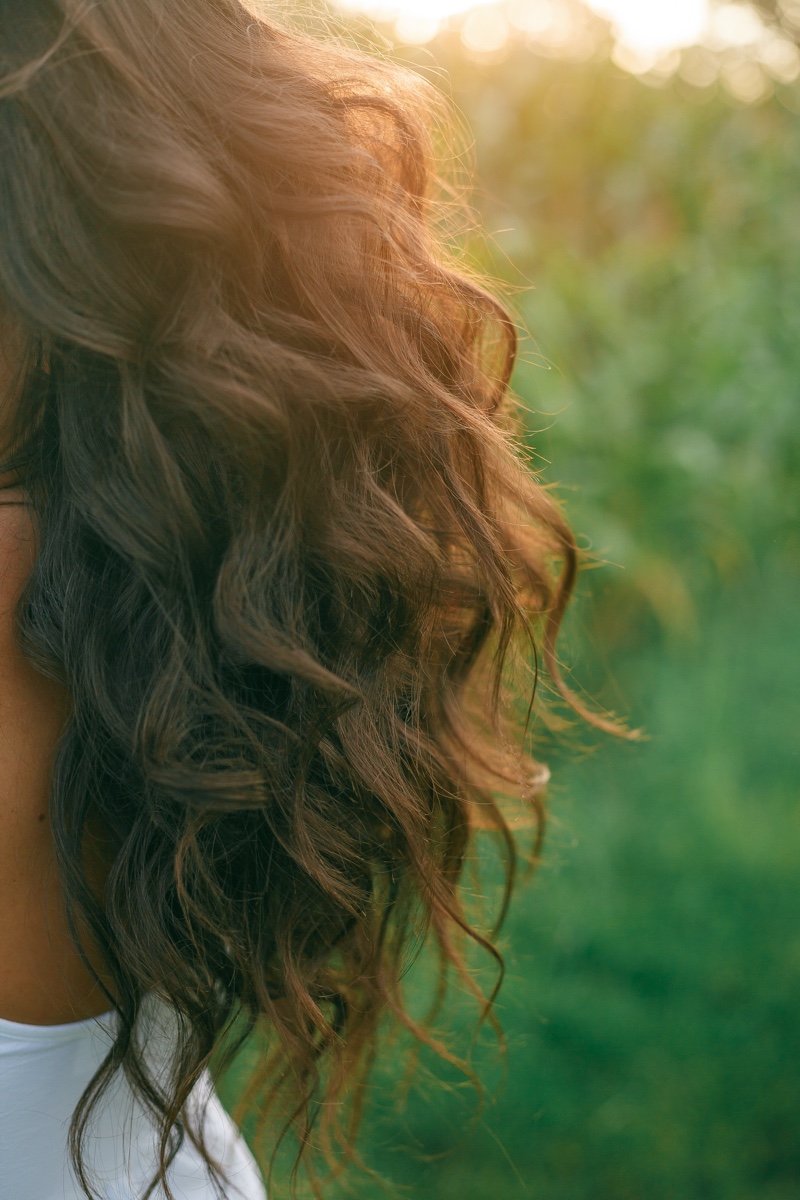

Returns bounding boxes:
[585,0,709,54]
[337,0,473,24]
[337,0,760,69]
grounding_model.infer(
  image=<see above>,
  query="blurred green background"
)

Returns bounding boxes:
[218,6,800,1197]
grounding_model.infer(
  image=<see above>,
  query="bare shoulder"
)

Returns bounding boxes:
[0,493,109,1024]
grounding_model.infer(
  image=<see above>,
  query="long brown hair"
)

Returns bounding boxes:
[0,1,614,1195]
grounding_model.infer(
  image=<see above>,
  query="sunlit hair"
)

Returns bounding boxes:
[0,1,614,1196]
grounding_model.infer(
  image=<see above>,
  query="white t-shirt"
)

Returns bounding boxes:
[0,997,267,1200]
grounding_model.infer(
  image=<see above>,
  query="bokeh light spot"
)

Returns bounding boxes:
[461,6,511,54]
[586,0,708,54]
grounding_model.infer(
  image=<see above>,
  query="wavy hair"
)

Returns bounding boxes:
[0,1,615,1195]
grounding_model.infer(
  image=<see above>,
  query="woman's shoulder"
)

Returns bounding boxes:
[0,492,105,1025]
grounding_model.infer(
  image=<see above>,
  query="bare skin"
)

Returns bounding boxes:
[0,331,112,1025]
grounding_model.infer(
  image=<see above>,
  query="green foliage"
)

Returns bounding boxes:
[217,42,800,1200]
[444,49,800,628]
